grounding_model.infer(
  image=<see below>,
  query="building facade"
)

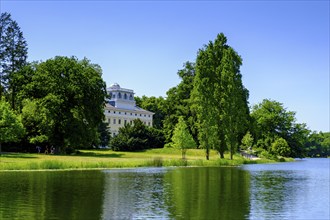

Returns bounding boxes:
[104,83,154,136]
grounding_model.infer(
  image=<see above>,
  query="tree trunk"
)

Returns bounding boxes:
[205,147,209,160]
[0,142,2,154]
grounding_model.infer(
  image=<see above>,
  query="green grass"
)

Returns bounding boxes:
[0,148,279,171]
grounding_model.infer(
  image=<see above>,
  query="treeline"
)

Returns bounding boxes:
[1,12,329,158]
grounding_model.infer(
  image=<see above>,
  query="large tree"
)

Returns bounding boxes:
[15,56,107,152]
[0,12,28,104]
[251,99,309,158]
[191,33,249,159]
[0,99,24,153]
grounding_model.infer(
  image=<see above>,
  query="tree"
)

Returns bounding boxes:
[251,99,308,158]
[14,56,107,152]
[163,62,198,144]
[241,131,254,151]
[191,33,249,159]
[271,137,290,157]
[171,117,196,159]
[98,122,111,148]
[110,119,164,151]
[0,12,28,104]
[0,99,24,153]
[135,95,166,129]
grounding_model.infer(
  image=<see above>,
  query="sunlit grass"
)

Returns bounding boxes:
[0,148,279,171]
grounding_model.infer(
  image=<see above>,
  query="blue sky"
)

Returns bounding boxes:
[1,1,329,132]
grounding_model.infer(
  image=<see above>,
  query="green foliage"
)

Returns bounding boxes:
[191,33,250,159]
[163,61,198,144]
[110,119,165,151]
[0,12,28,107]
[271,137,290,157]
[171,117,196,159]
[14,56,107,151]
[135,95,166,129]
[241,131,254,150]
[0,99,24,152]
[251,99,309,158]
[305,132,330,157]
[98,122,111,147]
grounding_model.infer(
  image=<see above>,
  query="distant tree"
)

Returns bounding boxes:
[135,95,166,129]
[241,131,254,151]
[163,61,198,144]
[15,56,107,152]
[251,99,308,158]
[191,33,249,159]
[98,122,111,148]
[271,137,290,157]
[171,117,196,159]
[0,99,24,153]
[0,12,28,106]
[305,132,330,157]
[111,119,164,151]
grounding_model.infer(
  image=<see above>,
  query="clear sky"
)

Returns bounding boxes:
[1,1,329,132]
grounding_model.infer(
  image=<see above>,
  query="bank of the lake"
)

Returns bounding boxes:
[0,148,285,171]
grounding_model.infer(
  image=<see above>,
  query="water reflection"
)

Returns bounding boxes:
[102,167,251,219]
[0,171,105,220]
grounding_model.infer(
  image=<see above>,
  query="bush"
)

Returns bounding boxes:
[110,119,165,151]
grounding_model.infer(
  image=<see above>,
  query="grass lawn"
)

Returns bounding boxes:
[0,148,277,171]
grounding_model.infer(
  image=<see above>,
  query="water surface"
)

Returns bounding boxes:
[0,158,328,219]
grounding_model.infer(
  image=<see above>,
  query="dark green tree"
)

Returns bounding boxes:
[163,61,198,144]
[15,56,107,152]
[0,99,24,153]
[134,95,166,129]
[191,33,249,159]
[98,122,111,148]
[110,119,164,151]
[0,12,28,106]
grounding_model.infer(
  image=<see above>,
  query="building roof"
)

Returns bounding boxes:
[105,103,154,115]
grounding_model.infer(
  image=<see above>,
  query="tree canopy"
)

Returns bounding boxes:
[14,56,107,151]
[0,12,28,104]
[191,33,250,159]
[0,99,24,153]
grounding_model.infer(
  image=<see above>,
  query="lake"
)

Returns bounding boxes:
[0,158,328,219]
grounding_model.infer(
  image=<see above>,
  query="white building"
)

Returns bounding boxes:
[104,83,154,136]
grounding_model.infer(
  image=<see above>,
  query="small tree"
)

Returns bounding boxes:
[271,137,290,157]
[171,117,196,159]
[0,99,24,153]
[241,131,254,151]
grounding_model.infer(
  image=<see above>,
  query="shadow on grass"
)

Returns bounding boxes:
[0,153,38,159]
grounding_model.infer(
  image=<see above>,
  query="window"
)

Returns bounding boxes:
[119,112,121,114]
[144,114,146,117]
[124,93,127,99]
[118,119,121,124]
[130,113,132,115]
[112,94,116,99]
[129,94,133,100]
[140,114,142,116]
[148,115,150,117]
[135,113,137,116]
[118,93,122,99]
[113,119,116,124]
[124,120,127,125]
[125,112,127,115]
[148,122,150,126]
[108,110,110,113]
[114,111,116,114]
[108,119,111,124]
